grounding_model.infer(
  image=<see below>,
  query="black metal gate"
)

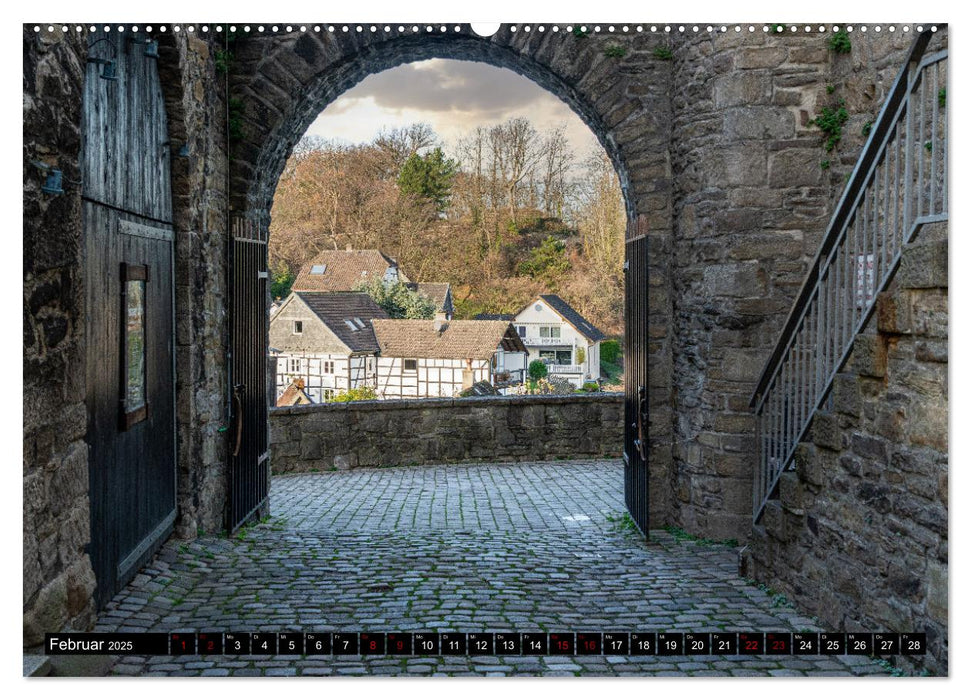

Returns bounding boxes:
[624,225,650,536]
[228,216,270,531]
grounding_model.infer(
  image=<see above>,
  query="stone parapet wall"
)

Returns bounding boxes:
[667,29,919,542]
[269,394,624,473]
[744,225,948,675]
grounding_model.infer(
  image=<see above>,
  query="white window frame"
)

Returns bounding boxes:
[293,320,303,334]
[323,360,335,374]
[288,357,302,373]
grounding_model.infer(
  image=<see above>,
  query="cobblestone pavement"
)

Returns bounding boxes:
[95,461,894,677]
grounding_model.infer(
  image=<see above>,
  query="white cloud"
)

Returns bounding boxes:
[304,59,601,159]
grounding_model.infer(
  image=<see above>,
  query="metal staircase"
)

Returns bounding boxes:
[750,29,947,522]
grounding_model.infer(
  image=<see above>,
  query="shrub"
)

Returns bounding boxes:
[828,29,851,54]
[582,381,600,392]
[528,359,548,381]
[328,387,377,403]
[601,339,621,364]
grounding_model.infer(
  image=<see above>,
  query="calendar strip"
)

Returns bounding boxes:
[45,632,926,656]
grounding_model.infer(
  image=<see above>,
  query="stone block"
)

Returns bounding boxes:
[793,443,822,487]
[768,149,822,187]
[719,146,767,186]
[702,261,767,298]
[896,239,947,289]
[925,560,947,624]
[851,335,887,378]
[736,47,788,69]
[723,107,795,140]
[832,373,861,417]
[876,290,914,335]
[714,72,771,107]
[778,470,804,511]
[811,411,841,451]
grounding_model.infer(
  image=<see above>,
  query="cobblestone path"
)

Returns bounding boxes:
[96,461,892,676]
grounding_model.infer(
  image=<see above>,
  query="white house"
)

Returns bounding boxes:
[511,294,605,387]
[371,319,528,399]
[269,292,389,403]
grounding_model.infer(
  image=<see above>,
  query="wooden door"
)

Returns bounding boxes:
[624,227,650,536]
[82,30,177,608]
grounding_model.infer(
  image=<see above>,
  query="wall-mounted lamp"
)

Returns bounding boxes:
[87,57,118,81]
[177,144,190,158]
[130,37,159,58]
[41,170,64,195]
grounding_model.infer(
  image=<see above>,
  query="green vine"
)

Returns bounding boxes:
[820,159,831,170]
[938,87,946,108]
[653,46,673,60]
[603,45,627,58]
[770,24,786,33]
[228,97,245,143]
[862,121,873,137]
[572,25,589,37]
[809,98,849,151]
[829,28,852,54]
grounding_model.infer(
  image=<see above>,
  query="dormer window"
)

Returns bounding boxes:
[310,264,326,275]
[293,320,303,334]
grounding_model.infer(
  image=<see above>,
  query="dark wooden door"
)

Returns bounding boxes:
[624,225,650,536]
[228,216,269,531]
[82,30,177,608]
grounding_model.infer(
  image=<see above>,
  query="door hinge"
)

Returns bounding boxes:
[257,271,268,279]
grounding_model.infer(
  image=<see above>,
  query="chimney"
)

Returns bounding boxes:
[434,317,447,333]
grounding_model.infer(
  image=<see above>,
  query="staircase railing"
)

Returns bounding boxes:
[750,29,947,523]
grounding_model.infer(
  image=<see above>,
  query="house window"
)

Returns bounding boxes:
[404,359,418,372]
[539,326,561,339]
[323,388,335,400]
[517,325,526,337]
[540,350,572,365]
[288,357,302,373]
[293,320,303,334]
[323,360,335,374]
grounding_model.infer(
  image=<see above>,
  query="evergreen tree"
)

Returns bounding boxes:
[356,280,436,319]
[397,147,458,213]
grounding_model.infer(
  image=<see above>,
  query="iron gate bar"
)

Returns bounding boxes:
[228,215,270,532]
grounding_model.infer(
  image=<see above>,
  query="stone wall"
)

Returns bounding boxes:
[23,29,230,646]
[157,34,232,539]
[666,28,918,541]
[743,224,948,675]
[269,394,624,473]
[23,26,97,646]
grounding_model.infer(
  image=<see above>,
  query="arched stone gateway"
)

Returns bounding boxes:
[24,24,947,673]
[225,26,679,535]
[228,27,673,226]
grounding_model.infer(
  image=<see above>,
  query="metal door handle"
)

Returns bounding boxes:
[232,384,245,457]
[634,385,648,462]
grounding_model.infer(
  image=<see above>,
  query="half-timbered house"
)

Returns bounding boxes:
[270,292,389,402]
[371,319,528,398]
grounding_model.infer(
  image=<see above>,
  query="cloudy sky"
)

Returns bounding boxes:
[305,58,601,159]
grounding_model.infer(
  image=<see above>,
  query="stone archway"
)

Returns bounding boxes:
[225,25,677,528]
